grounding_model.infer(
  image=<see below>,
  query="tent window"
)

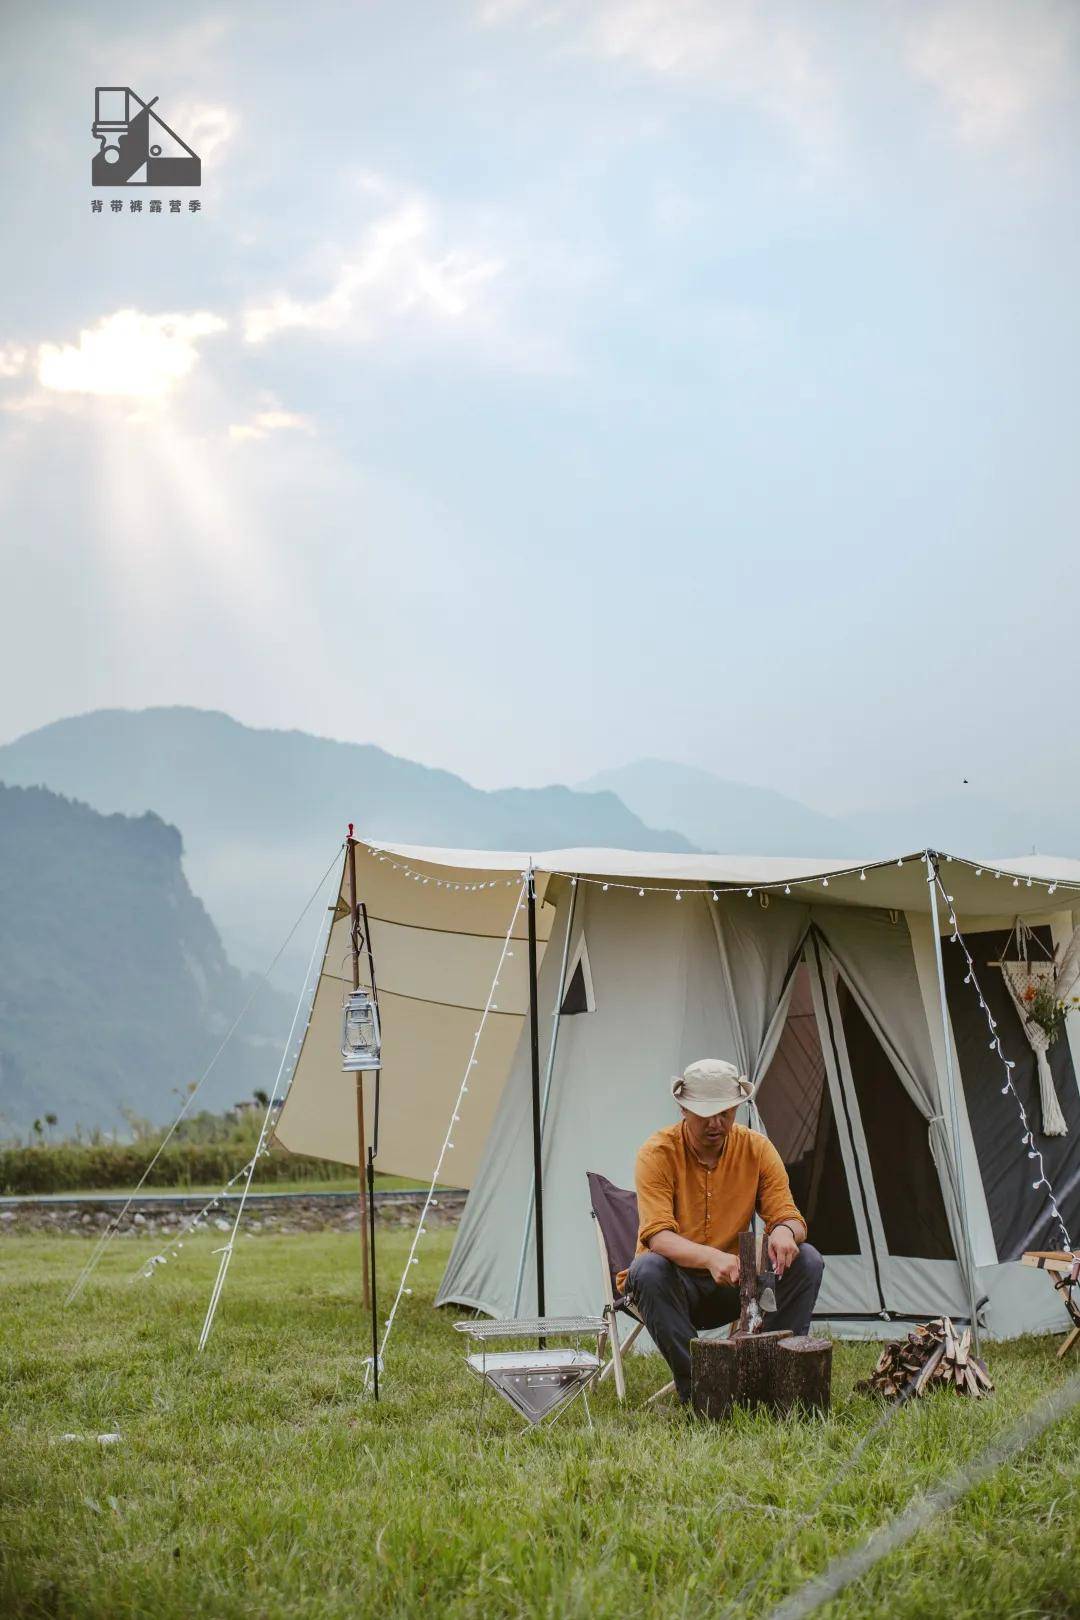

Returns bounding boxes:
[755,962,860,1254]
[560,935,595,1015]
[943,925,1080,1259]
[835,981,954,1260]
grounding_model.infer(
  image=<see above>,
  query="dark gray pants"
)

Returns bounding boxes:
[625,1244,826,1403]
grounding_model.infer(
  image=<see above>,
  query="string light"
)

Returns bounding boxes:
[931,865,1073,1253]
[136,1146,274,1281]
[363,838,1080,908]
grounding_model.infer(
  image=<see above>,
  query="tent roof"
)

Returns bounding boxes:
[366,841,1080,920]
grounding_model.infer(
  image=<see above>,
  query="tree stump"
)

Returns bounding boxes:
[690,1228,832,1420]
[772,1336,832,1414]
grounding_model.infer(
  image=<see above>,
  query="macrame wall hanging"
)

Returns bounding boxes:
[998,920,1080,1138]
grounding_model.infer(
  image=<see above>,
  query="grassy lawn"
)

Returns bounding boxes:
[2,1229,1078,1620]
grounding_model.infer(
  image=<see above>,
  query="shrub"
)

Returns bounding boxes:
[0,1129,345,1196]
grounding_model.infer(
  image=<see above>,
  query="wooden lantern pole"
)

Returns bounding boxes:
[347,828,371,1313]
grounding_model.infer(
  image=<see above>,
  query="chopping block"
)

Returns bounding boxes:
[690,1231,832,1420]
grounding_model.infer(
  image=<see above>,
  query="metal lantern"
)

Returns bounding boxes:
[341,986,382,1072]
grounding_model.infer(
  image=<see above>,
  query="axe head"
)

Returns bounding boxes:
[757,1263,778,1316]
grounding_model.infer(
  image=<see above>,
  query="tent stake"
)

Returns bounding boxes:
[926,851,982,1356]
[347,835,371,1314]
[527,863,546,1323]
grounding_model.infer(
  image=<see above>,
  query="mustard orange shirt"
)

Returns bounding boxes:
[616,1121,804,1293]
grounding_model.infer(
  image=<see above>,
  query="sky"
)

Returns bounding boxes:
[1,0,1079,813]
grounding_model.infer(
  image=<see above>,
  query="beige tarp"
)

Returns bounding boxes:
[274,843,551,1183]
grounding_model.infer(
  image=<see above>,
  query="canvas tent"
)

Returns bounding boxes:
[274,842,1080,1340]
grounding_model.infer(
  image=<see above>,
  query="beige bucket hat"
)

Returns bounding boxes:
[671,1057,756,1116]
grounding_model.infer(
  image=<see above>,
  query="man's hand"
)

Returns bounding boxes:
[768,1224,800,1280]
[707,1249,740,1288]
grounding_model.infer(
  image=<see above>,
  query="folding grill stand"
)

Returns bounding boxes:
[454,1316,607,1430]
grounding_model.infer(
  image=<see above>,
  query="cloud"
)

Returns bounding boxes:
[0,346,27,378]
[479,0,839,156]
[906,0,1077,147]
[166,101,239,165]
[243,192,505,345]
[228,408,314,443]
[34,310,227,402]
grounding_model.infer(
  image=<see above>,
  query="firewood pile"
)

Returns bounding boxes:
[855,1318,994,1401]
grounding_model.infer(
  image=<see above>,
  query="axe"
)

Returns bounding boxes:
[757,1241,778,1316]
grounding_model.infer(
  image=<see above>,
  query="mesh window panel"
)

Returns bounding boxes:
[836,982,954,1259]
[943,925,1080,1259]
[756,961,860,1254]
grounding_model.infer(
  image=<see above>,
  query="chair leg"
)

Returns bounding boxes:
[1057,1325,1079,1360]
[644,1379,676,1406]
[599,1317,644,1397]
[607,1308,627,1401]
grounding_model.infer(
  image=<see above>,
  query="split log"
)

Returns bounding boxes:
[854,1318,994,1401]
[736,1229,762,1334]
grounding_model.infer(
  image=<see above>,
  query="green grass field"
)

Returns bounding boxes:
[3,1228,1078,1620]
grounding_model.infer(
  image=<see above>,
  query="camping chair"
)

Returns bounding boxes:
[587,1171,676,1404]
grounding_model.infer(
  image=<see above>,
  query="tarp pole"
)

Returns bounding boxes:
[527,861,546,1318]
[512,875,577,1314]
[926,850,982,1354]
[347,831,371,1314]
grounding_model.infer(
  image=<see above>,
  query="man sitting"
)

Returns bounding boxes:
[617,1058,825,1405]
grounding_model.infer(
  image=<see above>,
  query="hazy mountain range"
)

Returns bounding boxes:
[581,760,1074,865]
[0,709,692,976]
[0,783,289,1134]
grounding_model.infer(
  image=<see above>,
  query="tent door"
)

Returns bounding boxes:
[805,937,889,1314]
[815,938,968,1320]
[755,945,885,1316]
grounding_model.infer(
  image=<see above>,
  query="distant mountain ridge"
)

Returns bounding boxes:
[579,760,855,857]
[580,760,1079,862]
[0,709,695,974]
[0,783,289,1134]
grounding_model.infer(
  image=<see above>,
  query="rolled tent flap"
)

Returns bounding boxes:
[273,844,551,1186]
[706,894,810,1084]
